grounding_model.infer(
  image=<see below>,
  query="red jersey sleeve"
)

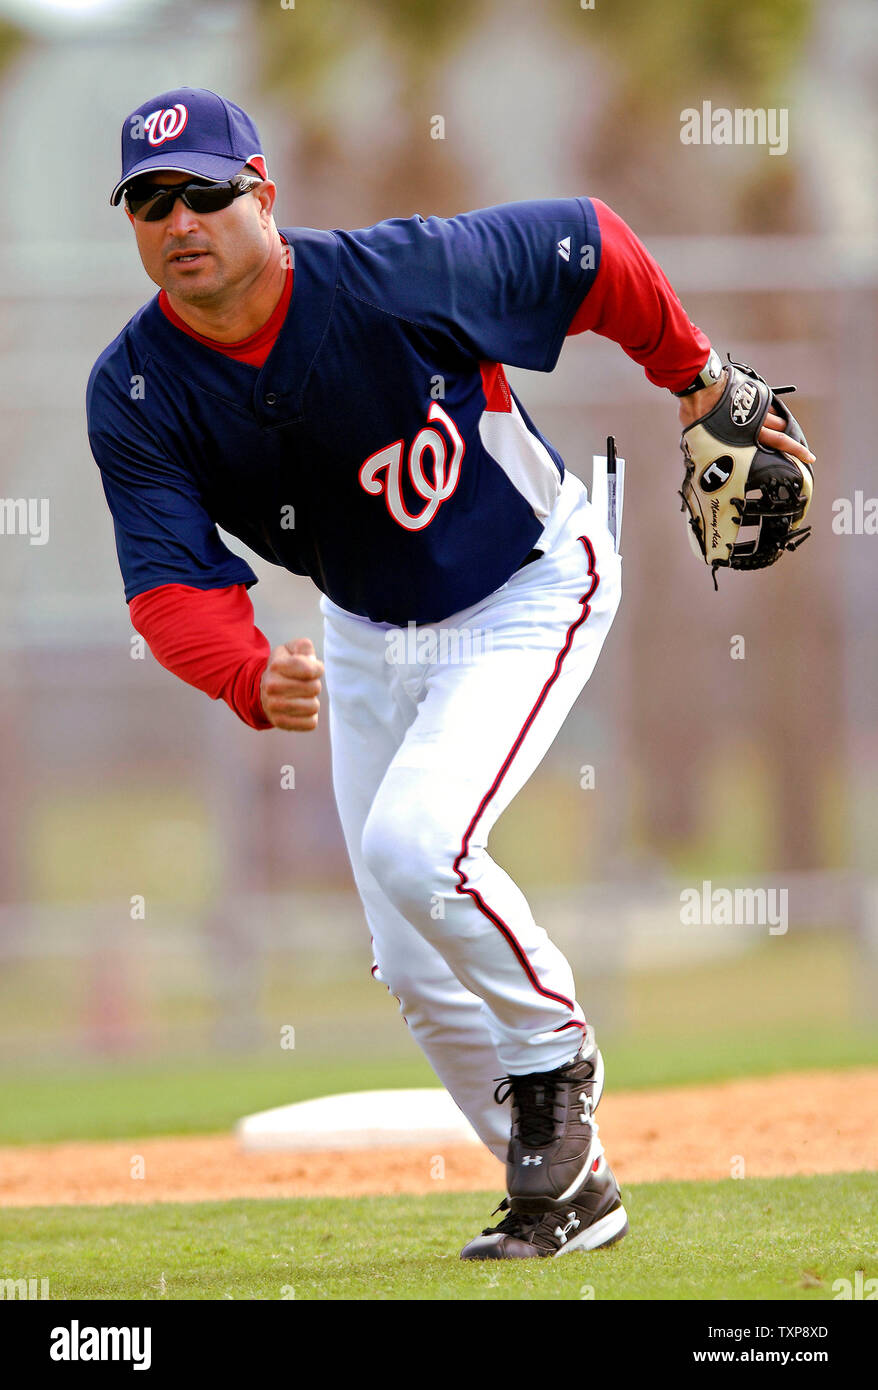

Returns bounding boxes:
[568,198,711,392]
[129,583,273,731]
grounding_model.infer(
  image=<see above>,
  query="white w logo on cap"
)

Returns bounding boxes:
[144,105,189,147]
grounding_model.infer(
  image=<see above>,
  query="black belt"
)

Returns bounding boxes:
[516,548,543,571]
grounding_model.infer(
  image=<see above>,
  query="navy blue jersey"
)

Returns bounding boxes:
[87,196,602,624]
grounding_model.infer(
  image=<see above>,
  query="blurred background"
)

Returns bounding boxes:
[0,0,875,1141]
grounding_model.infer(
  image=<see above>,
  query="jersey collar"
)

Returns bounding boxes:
[136,225,339,425]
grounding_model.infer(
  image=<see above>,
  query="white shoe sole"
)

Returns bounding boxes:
[553,1204,629,1258]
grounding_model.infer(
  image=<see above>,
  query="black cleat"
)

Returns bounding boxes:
[496,1034,606,1210]
[459,1156,628,1261]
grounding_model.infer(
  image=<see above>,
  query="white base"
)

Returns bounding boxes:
[236,1088,481,1153]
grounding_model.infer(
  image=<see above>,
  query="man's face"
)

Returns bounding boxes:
[126,170,278,304]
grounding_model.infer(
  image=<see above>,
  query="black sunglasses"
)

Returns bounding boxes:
[124,174,262,222]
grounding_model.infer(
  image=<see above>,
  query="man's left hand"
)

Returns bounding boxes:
[678,370,816,468]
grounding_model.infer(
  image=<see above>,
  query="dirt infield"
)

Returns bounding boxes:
[1,1068,875,1207]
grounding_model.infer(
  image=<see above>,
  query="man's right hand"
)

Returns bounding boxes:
[260,638,324,731]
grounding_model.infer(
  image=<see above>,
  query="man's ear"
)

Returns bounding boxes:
[125,209,134,226]
[254,180,277,224]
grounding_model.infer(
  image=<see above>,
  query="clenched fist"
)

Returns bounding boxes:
[260,637,324,732]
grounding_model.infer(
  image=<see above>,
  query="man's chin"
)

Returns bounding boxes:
[163,274,224,305]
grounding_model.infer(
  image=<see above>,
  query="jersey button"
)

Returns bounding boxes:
[265,392,278,406]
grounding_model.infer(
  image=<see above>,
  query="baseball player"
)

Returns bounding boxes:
[87,88,815,1260]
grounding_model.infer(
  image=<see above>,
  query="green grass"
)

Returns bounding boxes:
[625,931,861,1035]
[1,1174,874,1301]
[0,1023,875,1146]
[0,1055,436,1145]
[0,928,874,1147]
[603,1025,877,1091]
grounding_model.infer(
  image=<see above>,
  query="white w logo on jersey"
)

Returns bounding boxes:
[359,403,466,532]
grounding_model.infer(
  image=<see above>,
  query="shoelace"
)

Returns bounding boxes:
[494,1064,592,1147]
[483,1201,577,1254]
[483,1203,542,1238]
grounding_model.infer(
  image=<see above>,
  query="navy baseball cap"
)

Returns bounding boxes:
[110,87,266,206]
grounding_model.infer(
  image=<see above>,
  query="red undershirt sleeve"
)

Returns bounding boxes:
[568,198,711,392]
[129,583,274,731]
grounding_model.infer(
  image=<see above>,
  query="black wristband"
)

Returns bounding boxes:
[673,348,724,397]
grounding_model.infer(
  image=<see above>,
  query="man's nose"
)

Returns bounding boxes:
[165,192,200,236]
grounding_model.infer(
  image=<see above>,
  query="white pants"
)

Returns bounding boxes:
[320,472,622,1160]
